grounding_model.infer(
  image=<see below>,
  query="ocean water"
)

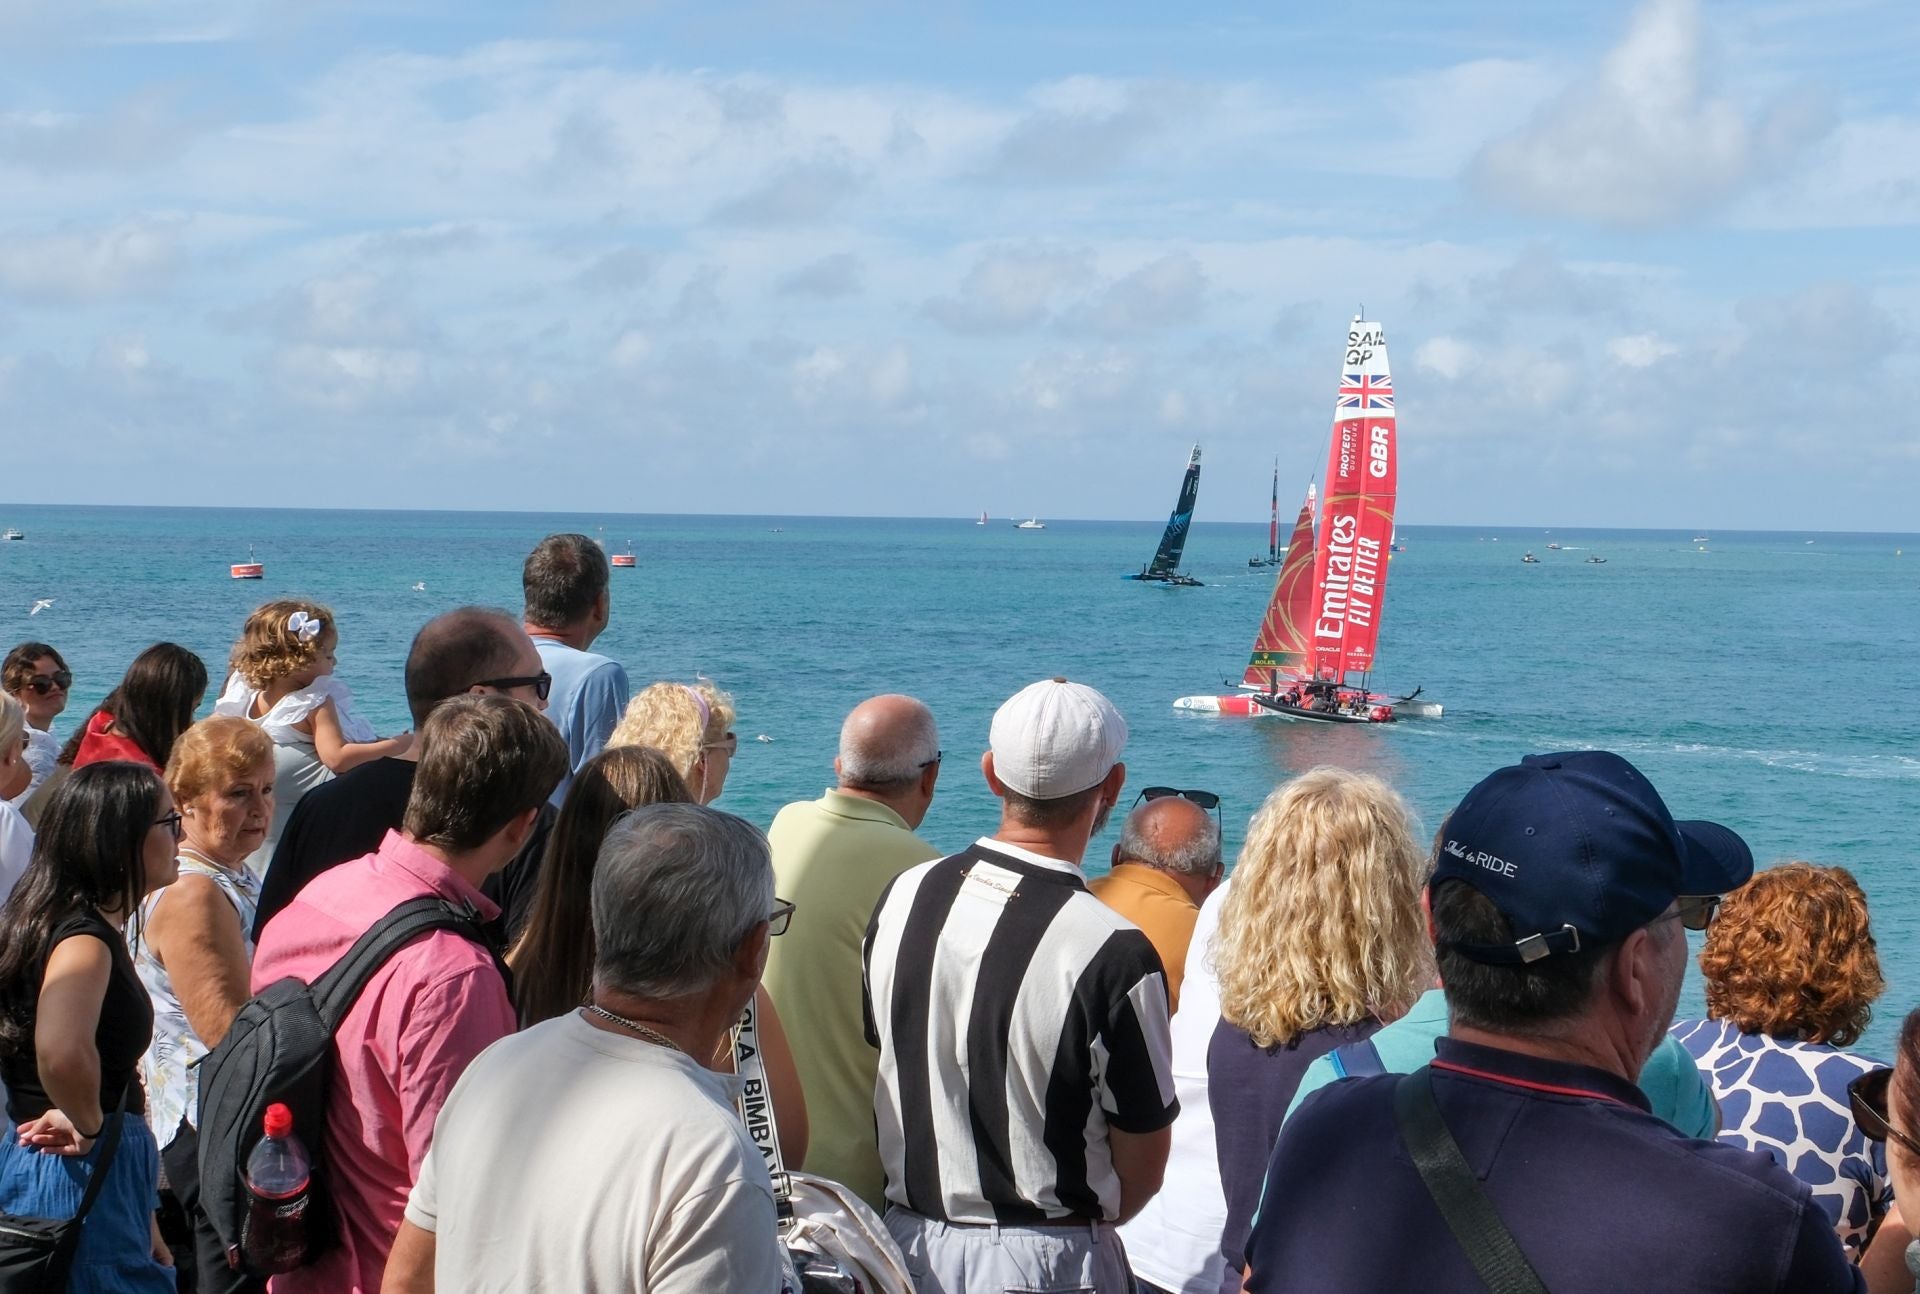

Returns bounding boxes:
[2,505,1917,1052]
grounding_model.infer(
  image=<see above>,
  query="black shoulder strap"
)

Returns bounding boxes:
[68,1084,129,1226]
[1393,1067,1549,1294]
[308,897,498,1029]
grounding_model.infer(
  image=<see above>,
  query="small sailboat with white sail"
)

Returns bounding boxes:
[1125,445,1203,586]
[1175,317,1437,723]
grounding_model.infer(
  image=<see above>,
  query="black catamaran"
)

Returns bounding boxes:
[1126,444,1203,587]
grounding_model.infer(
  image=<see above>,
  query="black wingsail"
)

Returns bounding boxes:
[1144,445,1201,577]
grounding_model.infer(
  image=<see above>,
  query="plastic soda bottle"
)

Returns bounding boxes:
[240,1103,311,1272]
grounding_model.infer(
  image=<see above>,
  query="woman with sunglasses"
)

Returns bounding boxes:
[1671,861,1890,1260]
[506,745,809,1165]
[2,641,71,807]
[607,680,738,804]
[1854,1010,1920,1293]
[0,761,182,1291]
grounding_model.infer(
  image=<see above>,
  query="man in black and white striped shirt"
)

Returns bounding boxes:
[863,677,1176,1293]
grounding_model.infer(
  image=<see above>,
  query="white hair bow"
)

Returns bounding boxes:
[286,611,324,642]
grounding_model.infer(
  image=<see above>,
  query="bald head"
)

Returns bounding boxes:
[1117,795,1221,878]
[837,695,940,790]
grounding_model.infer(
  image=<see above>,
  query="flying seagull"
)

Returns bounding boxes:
[29,598,54,616]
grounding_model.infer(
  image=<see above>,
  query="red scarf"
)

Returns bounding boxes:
[70,709,157,771]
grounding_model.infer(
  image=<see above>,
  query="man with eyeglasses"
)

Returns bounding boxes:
[255,607,557,941]
[762,694,943,1210]
[1089,787,1222,1014]
[1241,751,1863,1293]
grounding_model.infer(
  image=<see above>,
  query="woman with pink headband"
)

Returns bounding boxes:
[607,680,737,804]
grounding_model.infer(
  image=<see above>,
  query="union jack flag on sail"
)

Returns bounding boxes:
[1337,372,1393,411]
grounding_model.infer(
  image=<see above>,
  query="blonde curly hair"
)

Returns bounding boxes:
[607,680,735,781]
[1214,767,1433,1048]
[230,599,335,688]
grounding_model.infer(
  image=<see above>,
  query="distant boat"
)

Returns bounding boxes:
[1692,535,1709,543]
[1125,445,1203,587]
[1522,552,1540,564]
[1015,518,1046,530]
[1546,542,1562,551]
[976,511,989,526]
[231,545,264,580]
[1249,461,1283,567]
[1,528,22,541]
[611,541,636,568]
[1586,555,1607,564]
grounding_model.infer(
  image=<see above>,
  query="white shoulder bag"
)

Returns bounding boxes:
[733,996,915,1294]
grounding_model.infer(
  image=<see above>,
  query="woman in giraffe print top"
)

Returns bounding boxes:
[1672,861,1890,1258]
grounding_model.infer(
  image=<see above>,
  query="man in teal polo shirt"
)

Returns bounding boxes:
[1285,983,1718,1136]
[762,694,943,1207]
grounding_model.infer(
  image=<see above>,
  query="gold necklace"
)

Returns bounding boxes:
[582,1004,685,1054]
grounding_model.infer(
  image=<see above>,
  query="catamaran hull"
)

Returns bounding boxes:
[1174,691,1443,721]
[1124,573,1204,586]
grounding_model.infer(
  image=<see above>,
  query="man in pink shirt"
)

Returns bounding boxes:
[251,692,568,1294]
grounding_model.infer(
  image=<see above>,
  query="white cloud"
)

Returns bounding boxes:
[0,217,181,304]
[1416,336,1477,380]
[1069,252,1209,336]
[608,329,651,369]
[1469,0,1833,226]
[924,244,1092,335]
[1607,333,1677,367]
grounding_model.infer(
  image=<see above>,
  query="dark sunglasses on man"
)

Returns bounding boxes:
[472,670,554,702]
[23,669,73,695]
[1849,1068,1920,1161]
[1132,785,1222,827]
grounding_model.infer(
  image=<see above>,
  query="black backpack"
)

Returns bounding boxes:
[195,896,501,1274]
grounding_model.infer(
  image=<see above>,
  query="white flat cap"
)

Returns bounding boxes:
[989,677,1128,799]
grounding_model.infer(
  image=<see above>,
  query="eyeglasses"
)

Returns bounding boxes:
[919,750,943,769]
[1850,1068,1920,1161]
[767,898,796,937]
[23,670,72,695]
[473,671,553,702]
[153,811,184,841]
[703,732,738,755]
[1649,895,1721,933]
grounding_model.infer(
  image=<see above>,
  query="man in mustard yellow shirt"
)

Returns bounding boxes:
[762,695,942,1208]
[1088,790,1222,1013]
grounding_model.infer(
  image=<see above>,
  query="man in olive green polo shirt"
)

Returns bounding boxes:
[1088,793,1222,1013]
[763,694,942,1208]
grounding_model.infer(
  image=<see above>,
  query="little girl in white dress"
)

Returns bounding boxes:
[215,600,411,775]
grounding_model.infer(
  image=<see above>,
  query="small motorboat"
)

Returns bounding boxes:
[231,545,264,579]
[1,528,22,541]
[1521,552,1540,564]
[1586,555,1607,564]
[1546,542,1562,551]
[1015,518,1046,529]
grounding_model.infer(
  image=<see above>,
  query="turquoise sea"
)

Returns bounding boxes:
[2,505,1917,1053]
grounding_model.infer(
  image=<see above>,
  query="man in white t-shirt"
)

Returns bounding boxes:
[384,803,786,1294]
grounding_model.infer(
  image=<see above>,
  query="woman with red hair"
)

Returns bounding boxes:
[1672,861,1889,1258]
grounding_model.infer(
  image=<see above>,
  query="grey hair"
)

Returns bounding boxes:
[590,802,775,1000]
[1118,808,1222,877]
[838,698,940,790]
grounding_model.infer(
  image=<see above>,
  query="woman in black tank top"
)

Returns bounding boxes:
[0,761,182,1291]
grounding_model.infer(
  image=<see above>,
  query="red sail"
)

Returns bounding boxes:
[1244,483,1317,686]
[1307,321,1396,681]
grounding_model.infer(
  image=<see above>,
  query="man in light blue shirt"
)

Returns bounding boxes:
[522,533,630,805]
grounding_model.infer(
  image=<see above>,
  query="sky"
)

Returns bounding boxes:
[1,0,1916,529]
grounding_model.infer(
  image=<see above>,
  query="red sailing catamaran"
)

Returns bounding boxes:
[1175,317,1439,724]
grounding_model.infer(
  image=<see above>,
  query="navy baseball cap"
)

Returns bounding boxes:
[1433,751,1753,965]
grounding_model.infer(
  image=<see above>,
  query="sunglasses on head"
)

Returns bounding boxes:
[473,671,553,702]
[1133,786,1221,811]
[23,670,72,695]
[1849,1068,1920,1161]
